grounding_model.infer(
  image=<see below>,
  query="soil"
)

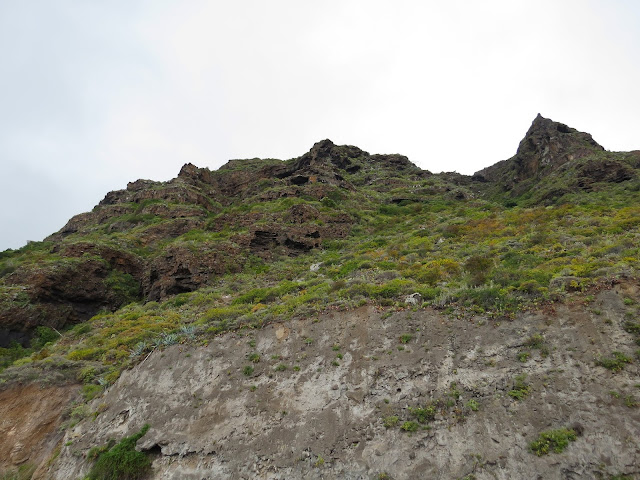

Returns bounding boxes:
[0,383,79,476]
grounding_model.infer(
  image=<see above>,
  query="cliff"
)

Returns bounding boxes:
[0,116,639,479]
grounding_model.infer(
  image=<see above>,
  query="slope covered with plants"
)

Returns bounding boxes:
[0,115,639,384]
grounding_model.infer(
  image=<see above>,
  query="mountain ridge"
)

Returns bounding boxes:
[1,115,639,479]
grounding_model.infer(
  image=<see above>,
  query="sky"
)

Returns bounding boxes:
[1,1,639,250]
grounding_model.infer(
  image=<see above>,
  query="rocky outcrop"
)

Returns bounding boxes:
[0,383,79,477]
[144,243,243,301]
[0,245,144,345]
[577,157,636,190]
[475,114,605,191]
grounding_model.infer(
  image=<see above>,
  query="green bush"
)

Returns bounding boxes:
[30,326,60,350]
[104,270,141,304]
[529,428,577,456]
[596,352,632,372]
[87,424,151,480]
[400,421,420,432]
[0,342,32,371]
[383,416,399,428]
[409,405,436,423]
[508,374,530,400]
[82,384,104,401]
[464,255,493,285]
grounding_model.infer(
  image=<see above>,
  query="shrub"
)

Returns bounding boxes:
[464,255,493,285]
[67,348,103,361]
[82,384,103,402]
[466,399,479,411]
[596,351,632,372]
[104,270,141,304]
[399,334,412,344]
[409,405,436,423]
[0,342,32,371]
[383,416,399,428]
[400,421,420,432]
[86,424,151,480]
[30,326,60,350]
[508,374,530,400]
[623,321,640,335]
[529,428,577,456]
[248,353,260,363]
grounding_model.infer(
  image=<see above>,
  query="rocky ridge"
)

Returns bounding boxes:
[0,115,639,479]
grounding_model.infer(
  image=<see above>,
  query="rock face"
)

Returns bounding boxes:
[5,140,409,341]
[38,284,640,480]
[2,116,637,343]
[475,114,606,192]
[0,244,143,346]
[1,117,640,480]
[0,383,78,476]
[513,114,603,177]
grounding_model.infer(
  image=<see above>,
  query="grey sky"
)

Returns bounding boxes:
[1,1,639,250]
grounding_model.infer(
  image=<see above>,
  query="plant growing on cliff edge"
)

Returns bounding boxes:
[596,351,632,372]
[400,420,420,432]
[383,415,399,428]
[508,374,531,400]
[409,405,437,423]
[529,427,577,456]
[86,424,151,480]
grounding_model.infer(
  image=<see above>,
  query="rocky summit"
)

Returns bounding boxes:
[1,115,639,480]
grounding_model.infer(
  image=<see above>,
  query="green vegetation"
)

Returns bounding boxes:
[86,424,151,480]
[1,131,640,393]
[383,416,399,428]
[508,374,531,400]
[0,464,36,480]
[400,421,420,432]
[466,399,479,412]
[597,352,633,372]
[409,405,437,423]
[248,353,260,363]
[529,428,577,456]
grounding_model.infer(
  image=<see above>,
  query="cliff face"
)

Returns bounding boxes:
[11,282,640,480]
[1,116,640,479]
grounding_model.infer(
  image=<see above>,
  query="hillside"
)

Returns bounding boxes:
[1,115,639,480]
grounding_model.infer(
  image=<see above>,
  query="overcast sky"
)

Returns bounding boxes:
[1,1,639,250]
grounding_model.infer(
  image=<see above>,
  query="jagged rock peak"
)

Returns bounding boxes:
[178,162,199,178]
[517,113,603,162]
[297,139,368,170]
[475,114,605,183]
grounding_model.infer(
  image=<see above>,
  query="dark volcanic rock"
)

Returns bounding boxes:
[144,244,243,301]
[0,244,145,346]
[475,114,605,190]
[576,158,635,190]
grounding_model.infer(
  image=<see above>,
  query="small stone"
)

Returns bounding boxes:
[404,293,422,306]
[310,262,323,272]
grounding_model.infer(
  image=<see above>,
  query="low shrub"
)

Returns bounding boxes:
[86,424,151,480]
[529,428,577,456]
[596,352,632,372]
